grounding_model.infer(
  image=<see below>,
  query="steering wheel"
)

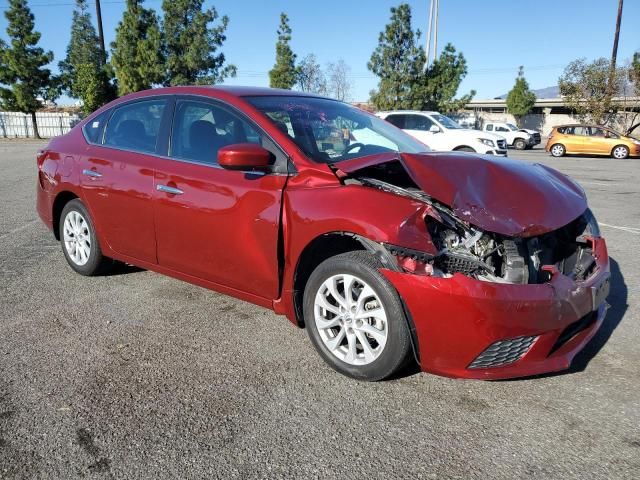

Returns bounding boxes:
[342,142,365,156]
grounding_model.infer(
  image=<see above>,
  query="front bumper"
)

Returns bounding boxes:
[486,149,508,157]
[382,237,609,380]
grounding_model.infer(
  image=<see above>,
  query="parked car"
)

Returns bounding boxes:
[377,110,508,156]
[482,121,541,150]
[546,124,640,159]
[37,87,609,381]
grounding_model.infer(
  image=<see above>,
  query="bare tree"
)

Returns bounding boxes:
[327,59,352,102]
[296,54,326,94]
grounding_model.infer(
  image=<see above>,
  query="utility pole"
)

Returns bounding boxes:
[424,0,440,71]
[611,0,623,70]
[95,0,106,65]
[605,0,624,120]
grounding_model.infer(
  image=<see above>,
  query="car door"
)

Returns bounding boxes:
[562,126,587,154]
[78,97,169,264]
[586,127,617,155]
[152,97,288,300]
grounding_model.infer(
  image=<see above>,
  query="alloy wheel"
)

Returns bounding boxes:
[63,210,91,266]
[314,273,388,366]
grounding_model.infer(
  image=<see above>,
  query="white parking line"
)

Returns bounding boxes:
[0,220,38,240]
[600,223,640,235]
[579,181,614,187]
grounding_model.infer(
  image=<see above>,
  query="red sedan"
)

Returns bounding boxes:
[36,86,610,381]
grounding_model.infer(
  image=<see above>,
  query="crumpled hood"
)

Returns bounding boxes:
[338,152,588,237]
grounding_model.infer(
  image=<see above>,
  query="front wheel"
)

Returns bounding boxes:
[611,145,629,159]
[303,251,412,381]
[455,146,475,153]
[550,144,566,157]
[514,138,527,150]
[59,199,111,276]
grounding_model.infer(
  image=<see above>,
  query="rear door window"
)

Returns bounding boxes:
[485,124,493,131]
[82,109,111,144]
[385,114,406,129]
[104,99,167,154]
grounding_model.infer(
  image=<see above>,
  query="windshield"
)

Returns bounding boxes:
[506,123,519,131]
[431,113,463,130]
[245,96,430,163]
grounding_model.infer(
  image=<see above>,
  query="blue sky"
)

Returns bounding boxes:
[1,0,638,103]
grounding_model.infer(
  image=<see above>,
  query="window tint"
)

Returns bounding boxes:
[486,124,493,131]
[82,109,111,144]
[405,115,435,131]
[385,114,406,129]
[496,126,509,132]
[170,100,262,165]
[104,100,167,153]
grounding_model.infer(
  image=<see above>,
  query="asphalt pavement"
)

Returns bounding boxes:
[1,140,639,479]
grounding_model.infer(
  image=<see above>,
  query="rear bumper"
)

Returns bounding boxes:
[382,237,610,380]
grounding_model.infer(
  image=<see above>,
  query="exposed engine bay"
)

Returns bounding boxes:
[342,160,599,285]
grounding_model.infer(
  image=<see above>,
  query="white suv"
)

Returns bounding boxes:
[483,122,541,150]
[377,110,508,156]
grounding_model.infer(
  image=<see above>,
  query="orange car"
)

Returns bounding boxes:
[546,124,640,159]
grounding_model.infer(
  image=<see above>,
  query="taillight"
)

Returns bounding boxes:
[36,149,47,169]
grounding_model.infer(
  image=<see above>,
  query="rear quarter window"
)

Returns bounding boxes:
[82,110,111,144]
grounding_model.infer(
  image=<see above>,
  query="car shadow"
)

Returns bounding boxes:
[495,257,627,382]
[569,257,627,372]
[101,261,145,277]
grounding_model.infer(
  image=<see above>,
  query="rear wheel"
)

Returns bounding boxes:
[550,144,565,157]
[303,251,411,381]
[611,145,629,159]
[59,199,110,276]
[514,138,527,150]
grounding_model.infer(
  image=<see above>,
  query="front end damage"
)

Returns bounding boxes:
[335,153,610,379]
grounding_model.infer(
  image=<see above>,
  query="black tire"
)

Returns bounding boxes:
[59,199,111,276]
[303,251,412,381]
[455,146,475,153]
[514,138,527,150]
[611,145,629,159]
[550,143,565,157]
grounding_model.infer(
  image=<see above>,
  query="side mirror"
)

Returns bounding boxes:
[218,143,273,171]
[429,125,441,133]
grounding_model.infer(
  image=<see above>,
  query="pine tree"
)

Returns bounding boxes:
[111,0,164,95]
[368,4,473,111]
[269,13,297,89]
[412,43,475,112]
[506,66,536,126]
[162,0,236,86]
[0,0,55,138]
[59,0,115,113]
[367,4,422,110]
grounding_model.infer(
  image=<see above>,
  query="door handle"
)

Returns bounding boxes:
[156,184,184,195]
[82,169,102,178]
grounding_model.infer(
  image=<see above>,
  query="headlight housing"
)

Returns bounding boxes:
[477,138,495,147]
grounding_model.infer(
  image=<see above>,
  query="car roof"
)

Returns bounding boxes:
[122,85,330,99]
[553,124,612,129]
[378,110,441,115]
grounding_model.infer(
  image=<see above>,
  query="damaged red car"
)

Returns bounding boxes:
[36,87,610,381]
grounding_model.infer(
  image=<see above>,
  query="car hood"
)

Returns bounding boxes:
[336,152,587,237]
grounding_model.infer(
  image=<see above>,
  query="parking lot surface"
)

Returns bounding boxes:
[1,140,639,479]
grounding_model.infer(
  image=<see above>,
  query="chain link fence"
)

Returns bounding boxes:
[0,111,82,138]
